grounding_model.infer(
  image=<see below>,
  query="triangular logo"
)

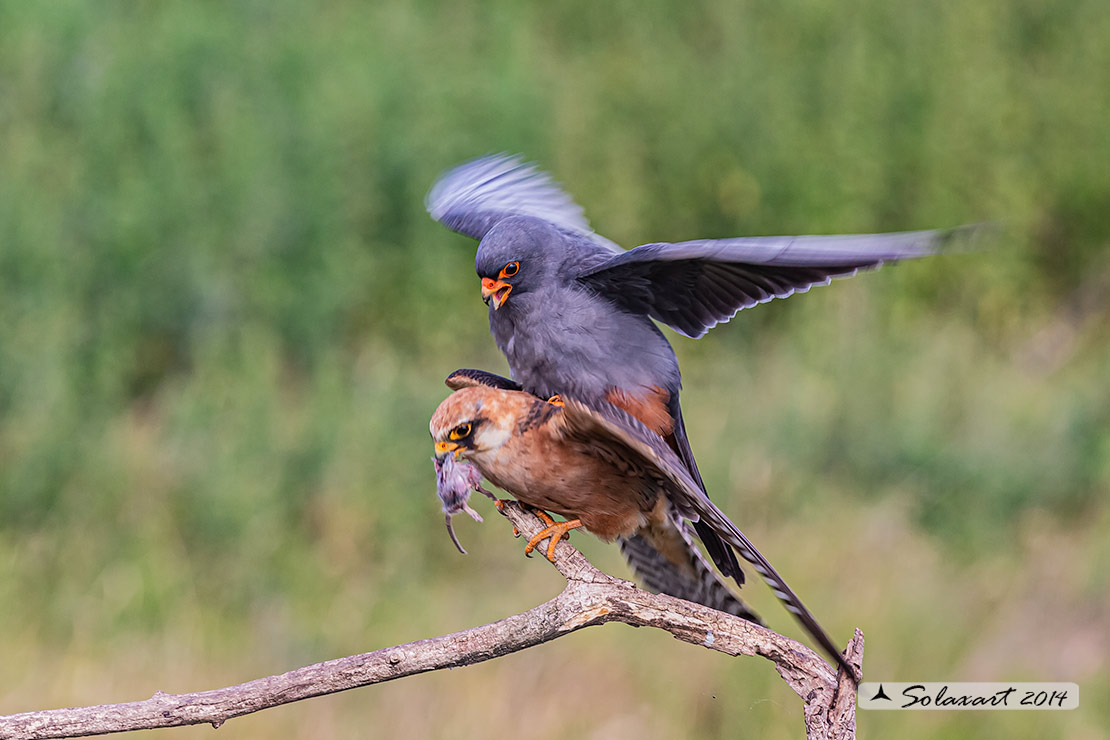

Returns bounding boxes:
[871,684,892,701]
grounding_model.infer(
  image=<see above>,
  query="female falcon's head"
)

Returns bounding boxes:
[475,216,564,310]
[429,386,519,464]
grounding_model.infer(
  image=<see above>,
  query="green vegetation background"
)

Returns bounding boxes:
[2,1,1107,737]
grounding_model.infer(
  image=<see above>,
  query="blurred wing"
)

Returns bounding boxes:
[445,368,523,392]
[558,398,856,678]
[427,153,609,244]
[578,227,976,338]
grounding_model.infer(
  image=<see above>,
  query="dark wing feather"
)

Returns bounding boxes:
[578,227,977,338]
[445,368,524,392]
[427,154,616,248]
[667,405,743,583]
[558,398,857,680]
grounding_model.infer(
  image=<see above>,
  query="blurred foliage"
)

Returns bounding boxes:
[1,1,1108,738]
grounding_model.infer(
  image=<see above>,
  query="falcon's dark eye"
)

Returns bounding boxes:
[449,423,472,440]
[499,261,519,278]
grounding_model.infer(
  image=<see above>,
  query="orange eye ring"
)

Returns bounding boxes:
[499,261,519,278]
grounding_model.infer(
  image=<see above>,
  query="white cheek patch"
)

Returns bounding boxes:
[464,425,512,482]
[478,424,511,451]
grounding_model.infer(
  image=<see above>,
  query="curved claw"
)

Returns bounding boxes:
[523,519,583,562]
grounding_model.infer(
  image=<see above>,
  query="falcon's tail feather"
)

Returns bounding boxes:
[619,526,761,624]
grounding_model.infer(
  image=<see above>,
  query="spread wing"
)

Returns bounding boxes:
[558,398,856,679]
[444,368,523,392]
[577,227,978,338]
[427,154,616,248]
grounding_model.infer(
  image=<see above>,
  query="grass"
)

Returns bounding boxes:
[1,1,1108,737]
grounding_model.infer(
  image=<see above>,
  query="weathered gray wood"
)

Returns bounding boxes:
[0,501,861,739]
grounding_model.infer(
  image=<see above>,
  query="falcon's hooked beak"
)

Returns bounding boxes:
[481,277,512,310]
[435,441,461,460]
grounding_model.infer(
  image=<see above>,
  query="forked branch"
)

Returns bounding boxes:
[0,502,862,740]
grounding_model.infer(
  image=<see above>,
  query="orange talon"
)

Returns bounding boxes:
[493,499,506,511]
[531,508,557,527]
[523,519,583,562]
[546,394,564,407]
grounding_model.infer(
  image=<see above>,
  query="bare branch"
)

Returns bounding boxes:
[0,502,862,740]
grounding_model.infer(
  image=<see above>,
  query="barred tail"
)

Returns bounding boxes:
[618,519,761,624]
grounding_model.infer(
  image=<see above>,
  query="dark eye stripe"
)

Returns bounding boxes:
[447,417,486,442]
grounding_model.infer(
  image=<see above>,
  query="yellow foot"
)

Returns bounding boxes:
[524,519,583,562]
[546,394,565,407]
